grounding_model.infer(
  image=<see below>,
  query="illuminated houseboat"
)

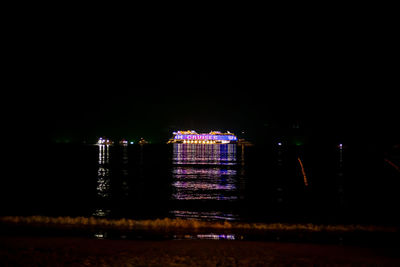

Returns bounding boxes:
[167,130,237,144]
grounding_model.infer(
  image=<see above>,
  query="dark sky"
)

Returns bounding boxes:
[8,17,398,145]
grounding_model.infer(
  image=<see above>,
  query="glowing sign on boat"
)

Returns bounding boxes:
[174,134,236,141]
[168,130,237,144]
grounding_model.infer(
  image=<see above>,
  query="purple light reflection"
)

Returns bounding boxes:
[171,166,238,201]
[170,210,238,221]
[173,143,237,165]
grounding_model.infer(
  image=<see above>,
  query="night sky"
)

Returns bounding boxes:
[8,18,398,146]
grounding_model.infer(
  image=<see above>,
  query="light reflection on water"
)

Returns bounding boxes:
[87,142,390,225]
[92,143,350,222]
[121,146,129,198]
[172,144,239,202]
[173,143,236,165]
[170,210,238,221]
[97,170,110,198]
[171,144,240,220]
[92,208,111,217]
[196,234,236,240]
[94,144,241,220]
[172,167,238,200]
[94,145,111,217]
[98,144,110,165]
[173,234,238,240]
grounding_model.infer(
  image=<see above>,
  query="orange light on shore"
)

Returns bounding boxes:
[297,157,309,187]
[384,158,400,173]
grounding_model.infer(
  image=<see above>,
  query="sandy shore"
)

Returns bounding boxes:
[1,236,399,266]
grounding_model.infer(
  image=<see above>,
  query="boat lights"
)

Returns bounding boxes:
[170,130,237,144]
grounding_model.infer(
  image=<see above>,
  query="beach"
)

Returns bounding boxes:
[1,236,400,266]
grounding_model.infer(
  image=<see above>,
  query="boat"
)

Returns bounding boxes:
[138,138,149,145]
[97,137,114,146]
[167,130,237,144]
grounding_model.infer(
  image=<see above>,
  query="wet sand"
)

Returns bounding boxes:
[1,236,399,266]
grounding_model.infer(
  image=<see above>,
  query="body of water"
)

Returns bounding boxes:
[2,142,400,226]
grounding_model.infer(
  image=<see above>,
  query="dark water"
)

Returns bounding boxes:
[2,142,400,226]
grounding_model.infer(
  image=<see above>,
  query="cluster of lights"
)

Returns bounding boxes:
[97,137,112,145]
[98,138,136,145]
[119,139,128,146]
[173,130,198,135]
[170,130,237,144]
[175,135,236,141]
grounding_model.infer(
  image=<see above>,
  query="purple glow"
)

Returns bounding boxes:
[174,134,237,141]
